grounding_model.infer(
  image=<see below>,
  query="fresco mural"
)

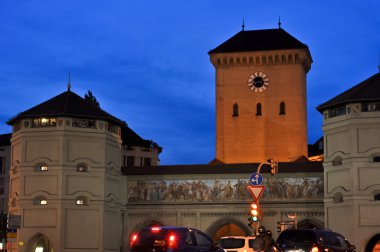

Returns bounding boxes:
[127,177,323,203]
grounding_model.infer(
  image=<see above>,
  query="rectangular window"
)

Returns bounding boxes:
[72,118,97,129]
[0,177,4,195]
[32,118,57,127]
[143,158,151,166]
[0,157,4,174]
[362,103,380,112]
[127,156,135,167]
[328,106,346,118]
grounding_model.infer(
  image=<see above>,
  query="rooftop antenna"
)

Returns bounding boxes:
[67,71,71,91]
[278,16,282,29]
[242,18,245,31]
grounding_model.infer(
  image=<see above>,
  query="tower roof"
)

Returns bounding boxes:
[317,72,380,113]
[208,28,308,54]
[7,90,125,126]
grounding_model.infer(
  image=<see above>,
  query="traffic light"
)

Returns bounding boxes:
[267,158,278,175]
[250,202,260,222]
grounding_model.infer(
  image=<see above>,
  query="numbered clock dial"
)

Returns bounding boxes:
[248,72,269,92]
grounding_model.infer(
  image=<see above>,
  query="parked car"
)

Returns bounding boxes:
[129,226,224,252]
[276,229,356,252]
[219,236,256,252]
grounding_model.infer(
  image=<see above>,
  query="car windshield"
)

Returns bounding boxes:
[277,230,316,244]
[220,238,245,249]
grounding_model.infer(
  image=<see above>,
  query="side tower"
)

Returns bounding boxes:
[209,27,312,163]
[317,72,380,251]
[7,88,124,252]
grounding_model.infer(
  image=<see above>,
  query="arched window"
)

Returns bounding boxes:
[373,156,380,162]
[232,103,239,117]
[35,163,48,172]
[332,156,343,166]
[76,163,88,172]
[279,102,286,115]
[256,103,262,116]
[374,194,380,201]
[76,196,88,206]
[33,196,48,205]
[333,192,343,203]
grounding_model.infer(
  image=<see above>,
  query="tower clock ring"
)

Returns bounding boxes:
[248,72,269,92]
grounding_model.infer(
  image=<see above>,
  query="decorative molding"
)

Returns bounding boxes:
[281,211,324,218]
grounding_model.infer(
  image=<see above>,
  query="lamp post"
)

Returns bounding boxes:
[256,158,278,175]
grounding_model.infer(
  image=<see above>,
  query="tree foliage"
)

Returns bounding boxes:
[84,90,100,108]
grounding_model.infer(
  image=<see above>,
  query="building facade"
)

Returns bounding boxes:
[317,72,380,251]
[1,26,379,252]
[209,28,312,163]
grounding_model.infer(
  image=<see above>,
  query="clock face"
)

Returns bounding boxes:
[248,72,269,92]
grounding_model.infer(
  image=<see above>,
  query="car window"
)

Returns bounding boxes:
[337,235,349,249]
[248,238,255,248]
[185,231,194,245]
[277,230,316,244]
[220,238,245,249]
[194,231,212,248]
[327,233,342,247]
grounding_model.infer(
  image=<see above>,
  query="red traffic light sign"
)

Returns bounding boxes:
[247,185,265,202]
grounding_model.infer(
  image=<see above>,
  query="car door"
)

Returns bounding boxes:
[193,230,214,252]
[326,232,345,252]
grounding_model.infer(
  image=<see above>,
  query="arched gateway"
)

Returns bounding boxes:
[123,162,324,245]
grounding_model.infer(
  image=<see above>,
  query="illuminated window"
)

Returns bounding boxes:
[40,165,48,171]
[33,196,48,205]
[256,103,262,116]
[32,118,57,127]
[76,199,84,205]
[75,196,87,206]
[35,163,49,172]
[76,163,88,172]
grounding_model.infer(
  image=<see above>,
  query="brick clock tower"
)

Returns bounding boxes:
[209,27,312,164]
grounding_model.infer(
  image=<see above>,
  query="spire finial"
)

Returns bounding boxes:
[242,18,245,31]
[278,16,282,29]
[67,71,71,91]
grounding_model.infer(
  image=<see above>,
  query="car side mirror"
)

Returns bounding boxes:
[212,241,221,250]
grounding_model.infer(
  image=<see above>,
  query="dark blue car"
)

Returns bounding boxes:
[130,226,224,252]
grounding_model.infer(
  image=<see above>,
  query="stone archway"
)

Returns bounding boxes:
[26,233,53,252]
[365,234,380,252]
[206,217,252,241]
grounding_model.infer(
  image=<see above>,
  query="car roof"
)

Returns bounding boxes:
[220,236,254,239]
[141,226,195,231]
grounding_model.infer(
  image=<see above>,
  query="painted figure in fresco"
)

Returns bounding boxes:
[127,177,323,203]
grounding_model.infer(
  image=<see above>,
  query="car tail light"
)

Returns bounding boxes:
[151,226,161,232]
[130,234,138,247]
[311,246,319,252]
[168,234,176,248]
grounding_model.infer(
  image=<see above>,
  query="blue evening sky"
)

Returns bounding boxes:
[0,1,379,165]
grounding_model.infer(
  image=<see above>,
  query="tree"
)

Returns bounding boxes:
[84,90,100,108]
[150,140,163,154]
